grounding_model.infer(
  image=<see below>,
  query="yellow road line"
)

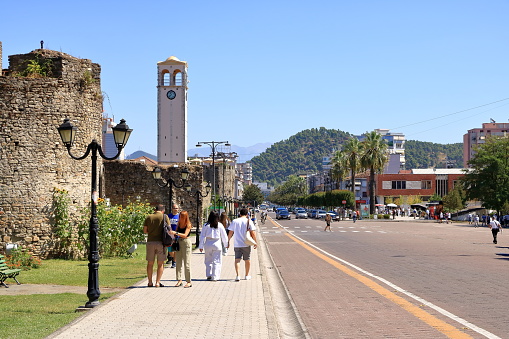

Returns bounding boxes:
[276,223,472,339]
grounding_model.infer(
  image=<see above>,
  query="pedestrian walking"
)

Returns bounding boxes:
[352,210,358,223]
[489,216,502,244]
[228,208,258,281]
[169,210,193,288]
[166,203,180,267]
[219,212,231,256]
[143,204,169,287]
[474,214,480,228]
[324,213,332,231]
[199,211,229,281]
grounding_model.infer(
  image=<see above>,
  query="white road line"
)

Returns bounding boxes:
[284,229,500,339]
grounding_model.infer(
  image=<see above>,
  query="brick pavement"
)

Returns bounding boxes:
[48,236,282,339]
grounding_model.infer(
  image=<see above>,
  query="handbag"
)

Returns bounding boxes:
[244,219,257,246]
[162,215,175,247]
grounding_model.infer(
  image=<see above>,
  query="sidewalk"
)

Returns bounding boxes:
[47,234,305,339]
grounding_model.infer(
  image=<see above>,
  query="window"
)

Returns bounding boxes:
[175,72,183,86]
[391,181,406,189]
[162,72,170,86]
[421,180,432,189]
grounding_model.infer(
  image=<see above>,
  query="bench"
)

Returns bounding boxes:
[0,254,22,288]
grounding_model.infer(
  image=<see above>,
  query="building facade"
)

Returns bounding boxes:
[157,56,188,164]
[463,122,509,167]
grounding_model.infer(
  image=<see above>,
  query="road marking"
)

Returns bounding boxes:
[268,219,499,339]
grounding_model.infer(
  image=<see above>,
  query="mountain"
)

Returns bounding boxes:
[126,142,273,163]
[404,140,463,169]
[250,128,352,186]
[126,150,157,161]
[188,142,273,163]
[249,129,464,187]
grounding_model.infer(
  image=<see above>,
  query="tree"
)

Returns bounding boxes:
[360,130,388,214]
[461,137,509,214]
[242,184,264,207]
[442,186,466,212]
[268,175,307,206]
[339,137,363,194]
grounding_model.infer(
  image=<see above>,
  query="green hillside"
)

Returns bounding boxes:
[250,128,351,186]
[251,129,464,186]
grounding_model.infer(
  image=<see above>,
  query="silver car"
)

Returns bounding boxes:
[295,209,308,219]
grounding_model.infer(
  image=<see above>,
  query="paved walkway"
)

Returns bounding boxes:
[47,233,306,339]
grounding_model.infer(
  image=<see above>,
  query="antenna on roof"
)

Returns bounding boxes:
[490,118,496,123]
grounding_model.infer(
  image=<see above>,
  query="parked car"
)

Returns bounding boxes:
[327,211,340,221]
[315,210,327,219]
[295,209,308,219]
[308,209,317,218]
[276,209,291,220]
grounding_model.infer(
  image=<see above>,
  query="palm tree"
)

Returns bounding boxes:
[360,131,388,214]
[341,137,363,194]
[331,150,347,189]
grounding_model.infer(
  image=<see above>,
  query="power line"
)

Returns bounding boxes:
[390,97,509,131]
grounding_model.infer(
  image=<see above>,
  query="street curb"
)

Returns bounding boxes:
[257,224,311,339]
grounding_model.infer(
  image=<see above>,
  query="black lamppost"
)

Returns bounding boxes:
[185,182,211,247]
[57,118,132,308]
[196,141,230,211]
[151,167,190,207]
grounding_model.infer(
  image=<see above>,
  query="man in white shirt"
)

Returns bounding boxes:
[490,216,502,244]
[228,208,257,281]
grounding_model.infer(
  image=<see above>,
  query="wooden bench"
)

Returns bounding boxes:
[0,254,22,288]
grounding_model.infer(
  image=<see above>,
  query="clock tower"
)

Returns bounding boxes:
[157,56,188,163]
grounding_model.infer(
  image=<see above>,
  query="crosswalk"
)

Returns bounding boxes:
[259,224,388,234]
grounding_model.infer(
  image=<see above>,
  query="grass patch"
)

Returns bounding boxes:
[21,244,148,288]
[0,244,149,338]
[0,293,116,339]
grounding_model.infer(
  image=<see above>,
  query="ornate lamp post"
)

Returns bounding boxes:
[57,118,132,308]
[151,167,189,207]
[196,141,230,210]
[185,182,211,247]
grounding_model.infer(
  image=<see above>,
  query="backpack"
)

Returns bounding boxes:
[162,215,174,247]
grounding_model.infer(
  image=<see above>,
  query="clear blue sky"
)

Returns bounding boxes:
[2,0,508,156]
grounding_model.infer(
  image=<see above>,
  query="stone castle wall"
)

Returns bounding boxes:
[103,161,210,227]
[0,48,103,256]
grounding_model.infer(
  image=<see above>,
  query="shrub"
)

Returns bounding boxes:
[77,199,154,258]
[6,248,42,270]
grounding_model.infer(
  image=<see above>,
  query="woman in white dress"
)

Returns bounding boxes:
[199,211,229,281]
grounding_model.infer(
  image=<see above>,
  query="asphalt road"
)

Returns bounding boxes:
[260,212,507,339]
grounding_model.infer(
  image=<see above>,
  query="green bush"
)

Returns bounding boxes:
[77,199,154,258]
[383,214,391,219]
[6,248,42,270]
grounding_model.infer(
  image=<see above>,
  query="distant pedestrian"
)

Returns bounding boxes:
[352,211,358,223]
[228,208,257,281]
[474,214,480,228]
[199,211,228,281]
[143,204,169,287]
[482,214,487,226]
[324,213,332,231]
[169,210,193,288]
[489,217,502,244]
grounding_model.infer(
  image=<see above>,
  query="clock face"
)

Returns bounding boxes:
[167,90,176,100]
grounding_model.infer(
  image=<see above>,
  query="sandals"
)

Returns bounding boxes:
[156,283,164,287]
[175,281,183,287]
[148,282,154,287]
[184,283,192,288]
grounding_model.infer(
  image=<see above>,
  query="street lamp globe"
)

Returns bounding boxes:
[57,118,78,147]
[152,167,162,180]
[111,119,132,148]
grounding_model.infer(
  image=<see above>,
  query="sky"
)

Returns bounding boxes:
[2,0,509,158]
